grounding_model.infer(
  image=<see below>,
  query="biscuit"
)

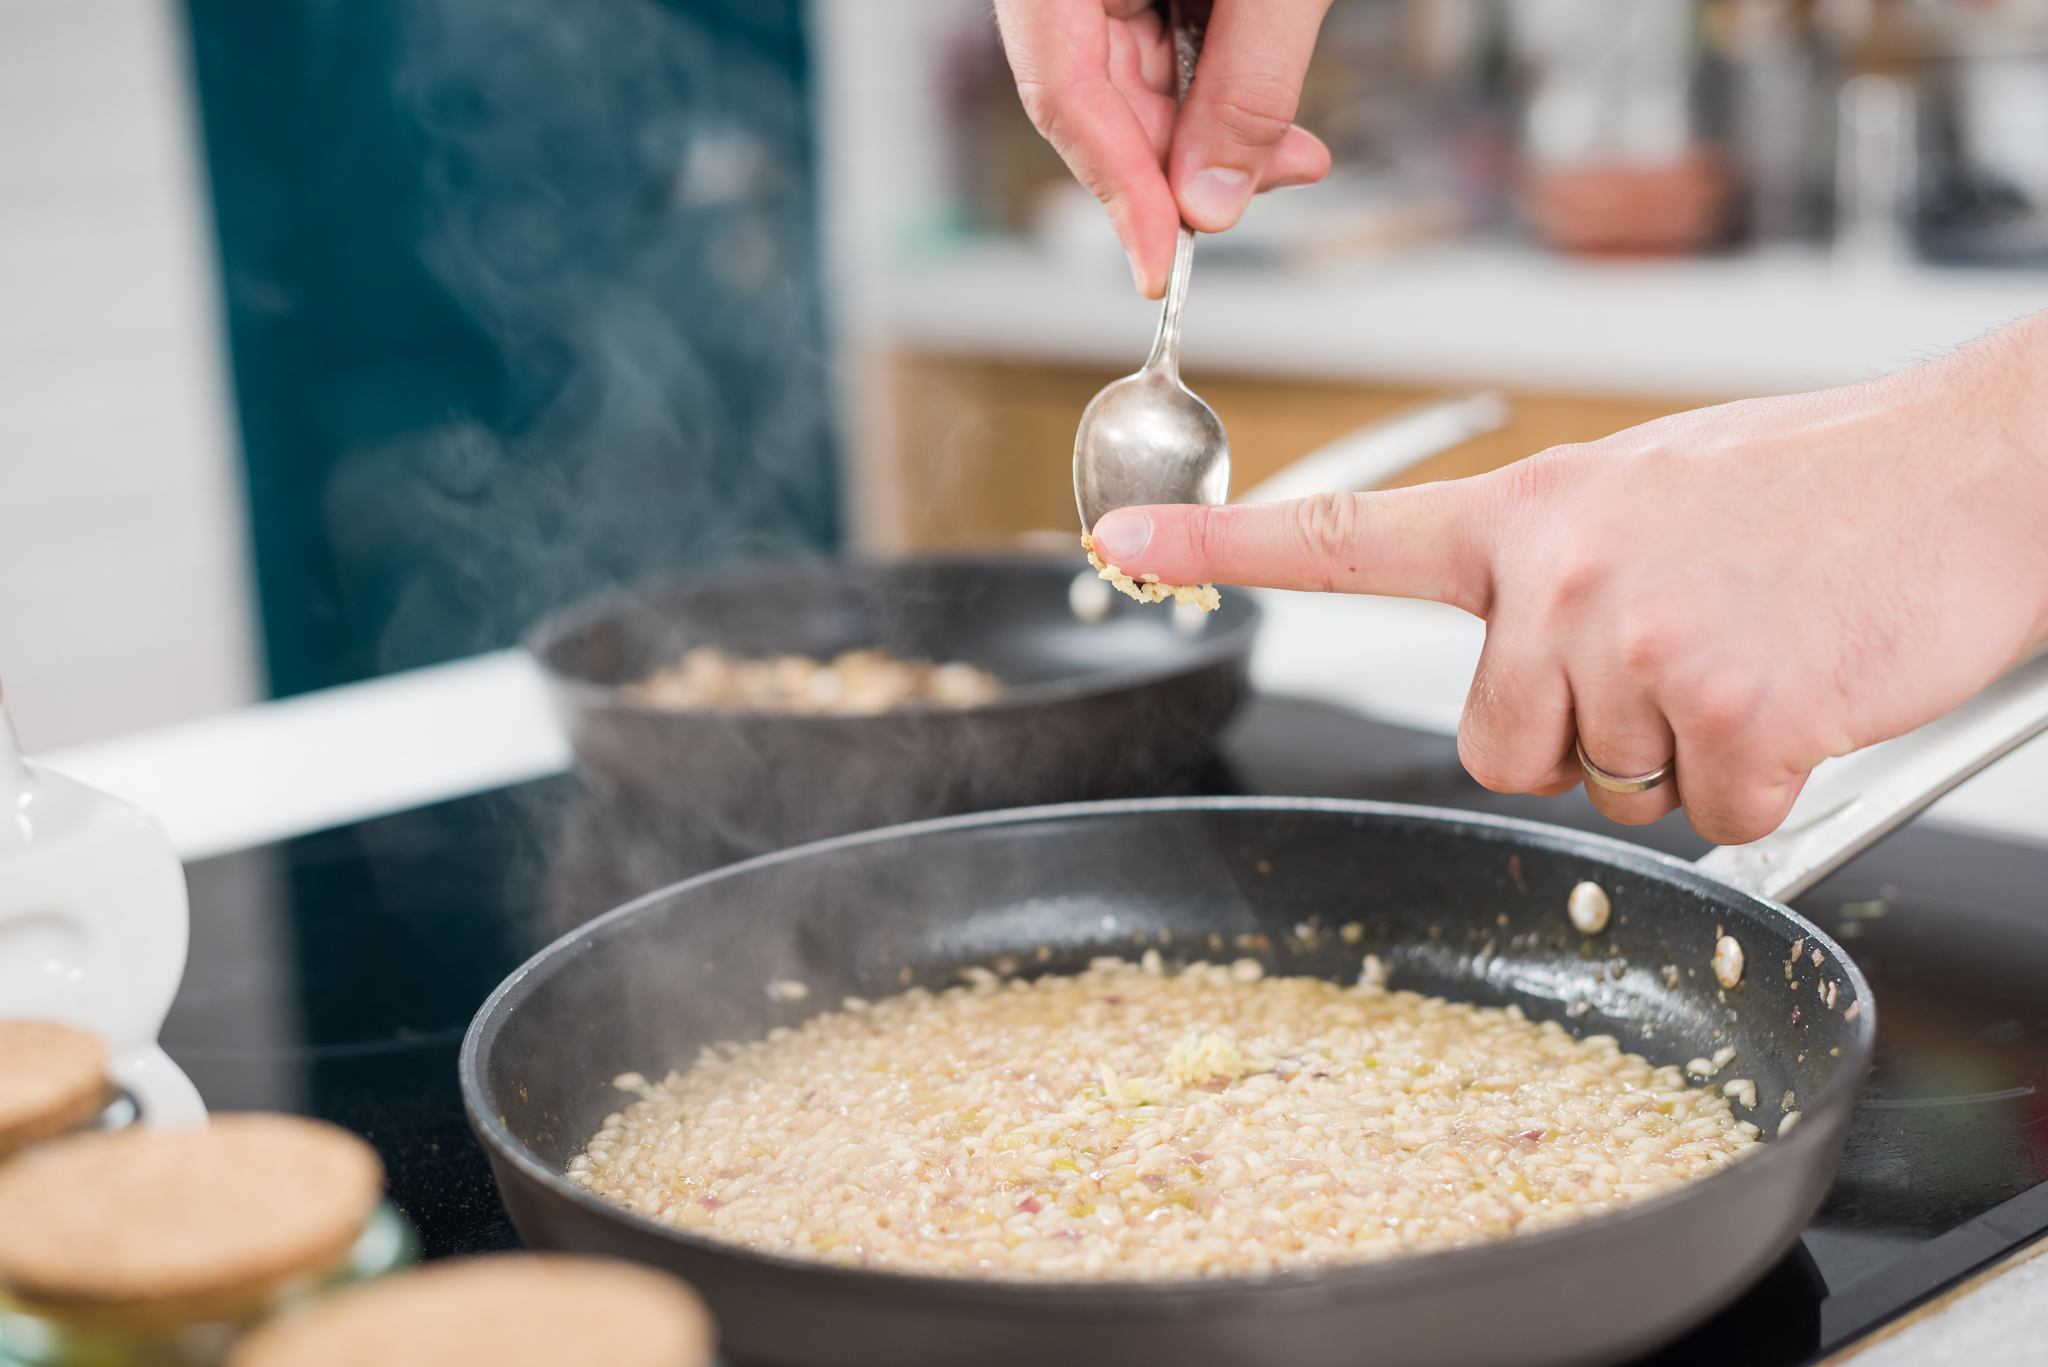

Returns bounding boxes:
[0,1113,383,1329]
[0,1019,110,1158]
[227,1253,714,1367]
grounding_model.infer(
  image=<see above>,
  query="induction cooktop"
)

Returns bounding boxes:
[158,695,2048,1365]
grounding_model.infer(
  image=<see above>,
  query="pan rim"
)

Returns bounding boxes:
[461,794,1875,1309]
[520,552,1262,719]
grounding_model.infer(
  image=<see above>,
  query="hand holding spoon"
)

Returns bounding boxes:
[1073,0,1229,538]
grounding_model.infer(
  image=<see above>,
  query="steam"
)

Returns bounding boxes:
[324,0,837,673]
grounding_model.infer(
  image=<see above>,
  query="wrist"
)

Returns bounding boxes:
[1966,312,2048,650]
[1870,309,2048,660]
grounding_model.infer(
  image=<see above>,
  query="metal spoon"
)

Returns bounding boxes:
[1073,1,1228,536]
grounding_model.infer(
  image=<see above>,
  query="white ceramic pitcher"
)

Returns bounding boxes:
[0,692,205,1127]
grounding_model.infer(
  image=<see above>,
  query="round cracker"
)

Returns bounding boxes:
[0,1019,110,1157]
[227,1254,714,1367]
[0,1113,383,1324]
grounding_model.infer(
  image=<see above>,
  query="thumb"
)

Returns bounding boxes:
[1089,488,1493,614]
[1170,0,1334,232]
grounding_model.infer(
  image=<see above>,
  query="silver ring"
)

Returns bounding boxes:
[1576,739,1672,794]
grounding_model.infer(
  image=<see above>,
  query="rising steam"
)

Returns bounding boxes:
[323,0,837,673]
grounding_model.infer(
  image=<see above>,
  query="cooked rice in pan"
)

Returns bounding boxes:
[623,646,1002,716]
[571,956,1757,1280]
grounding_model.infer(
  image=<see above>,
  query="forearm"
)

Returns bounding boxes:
[1891,309,2048,657]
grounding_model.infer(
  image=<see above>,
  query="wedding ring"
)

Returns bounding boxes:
[1576,739,1672,794]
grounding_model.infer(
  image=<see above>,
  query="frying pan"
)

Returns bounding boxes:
[465,655,2048,1365]
[523,396,1510,870]
[525,554,1258,865]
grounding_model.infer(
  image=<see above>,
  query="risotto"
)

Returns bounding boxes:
[623,646,1002,716]
[571,956,1759,1280]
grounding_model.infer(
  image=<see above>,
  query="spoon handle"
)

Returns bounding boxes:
[1170,0,1209,100]
[1144,0,1209,380]
[1142,225,1196,378]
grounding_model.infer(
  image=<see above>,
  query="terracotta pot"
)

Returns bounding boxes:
[1525,150,1732,256]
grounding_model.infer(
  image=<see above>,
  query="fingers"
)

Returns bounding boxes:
[1564,661,1684,827]
[1170,0,1335,230]
[1465,634,1798,840]
[1120,3,1179,99]
[1257,124,1333,191]
[1662,686,1814,845]
[1456,626,1579,799]
[993,0,1182,295]
[1103,7,1176,159]
[1584,766,1684,827]
[1089,486,1492,613]
[1681,764,1808,848]
[993,0,1333,292]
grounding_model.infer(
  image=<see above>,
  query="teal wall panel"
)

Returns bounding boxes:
[184,0,838,696]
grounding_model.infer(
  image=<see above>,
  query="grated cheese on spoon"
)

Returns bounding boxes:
[1082,536,1220,612]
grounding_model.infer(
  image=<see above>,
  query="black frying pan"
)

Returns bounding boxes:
[462,798,1875,1367]
[524,555,1258,867]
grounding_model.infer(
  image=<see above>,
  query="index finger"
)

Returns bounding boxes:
[1089,485,1494,615]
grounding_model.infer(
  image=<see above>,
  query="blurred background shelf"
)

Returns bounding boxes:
[864,240,2048,549]
[817,0,2048,552]
[881,238,2048,394]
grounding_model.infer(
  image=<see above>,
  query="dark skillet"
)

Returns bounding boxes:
[463,797,1875,1367]
[524,555,1258,866]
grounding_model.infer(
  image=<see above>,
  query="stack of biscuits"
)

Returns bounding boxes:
[0,1019,714,1366]
[226,1255,714,1367]
[0,1020,112,1159]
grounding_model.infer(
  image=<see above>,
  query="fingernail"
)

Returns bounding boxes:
[1126,249,1146,295]
[1181,167,1251,230]
[1092,510,1151,562]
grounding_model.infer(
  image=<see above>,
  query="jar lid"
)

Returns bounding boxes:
[0,1019,110,1158]
[0,1113,384,1328]
[226,1254,714,1367]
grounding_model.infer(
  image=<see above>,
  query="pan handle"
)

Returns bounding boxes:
[1695,645,2048,902]
[1233,393,1510,506]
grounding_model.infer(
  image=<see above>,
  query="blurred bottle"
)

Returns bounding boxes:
[1511,0,1733,255]
[1916,1,2048,266]
[1723,0,1828,245]
[931,0,2048,267]
[1812,0,2048,267]
[1816,0,1932,265]
[1835,70,1917,265]
[938,11,1070,240]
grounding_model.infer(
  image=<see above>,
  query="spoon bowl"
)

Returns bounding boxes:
[1073,226,1230,533]
[1073,361,1229,531]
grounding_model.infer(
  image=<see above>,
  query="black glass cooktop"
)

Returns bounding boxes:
[160,695,2048,1365]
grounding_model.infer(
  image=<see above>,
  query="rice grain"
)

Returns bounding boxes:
[573,960,1757,1280]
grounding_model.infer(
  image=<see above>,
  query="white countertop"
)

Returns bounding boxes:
[1826,1236,2048,1366]
[35,650,570,863]
[36,591,2047,863]
[883,238,2048,398]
